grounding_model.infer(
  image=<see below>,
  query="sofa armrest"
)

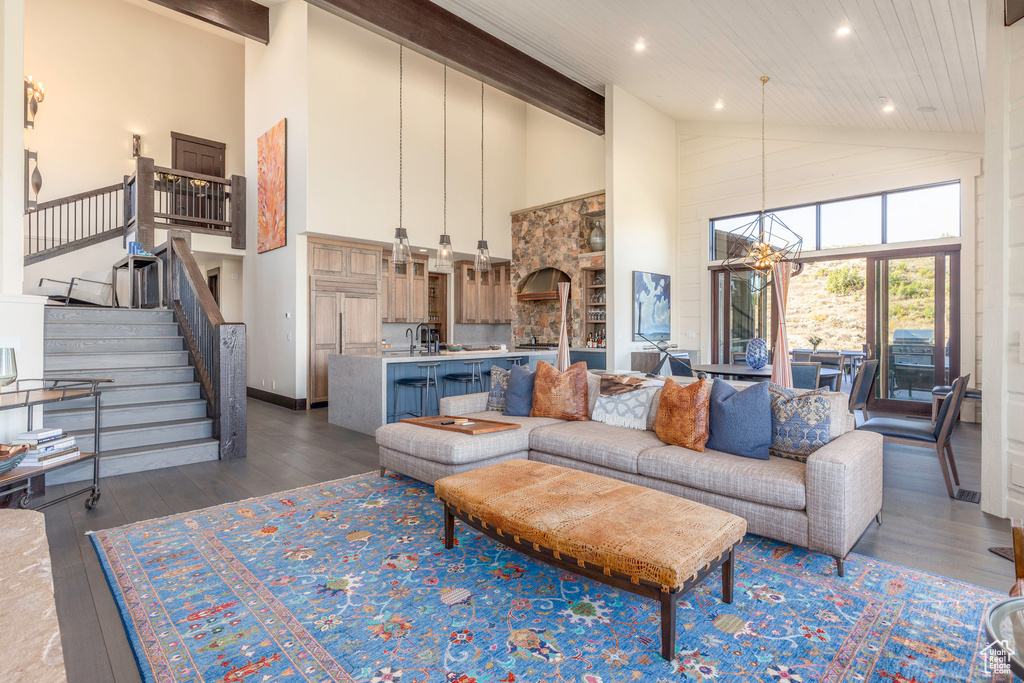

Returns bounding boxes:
[805,429,884,559]
[439,392,489,416]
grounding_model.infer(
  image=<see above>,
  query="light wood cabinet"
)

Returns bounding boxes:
[454,261,511,324]
[382,252,429,323]
[307,238,384,406]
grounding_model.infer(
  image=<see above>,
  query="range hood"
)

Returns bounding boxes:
[517,267,570,301]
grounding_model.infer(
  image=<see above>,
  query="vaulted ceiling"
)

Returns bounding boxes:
[429,0,987,134]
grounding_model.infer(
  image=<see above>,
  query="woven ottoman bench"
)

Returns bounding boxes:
[434,458,747,660]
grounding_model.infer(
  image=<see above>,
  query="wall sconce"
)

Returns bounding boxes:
[25,150,41,212]
[24,76,44,129]
[132,133,141,158]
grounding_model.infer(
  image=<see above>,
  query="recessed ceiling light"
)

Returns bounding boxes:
[419,248,428,252]
[714,100,724,110]
[917,106,936,113]
[836,26,851,36]
[883,103,895,113]
[634,39,646,52]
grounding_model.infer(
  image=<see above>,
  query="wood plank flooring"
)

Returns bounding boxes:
[39,398,1009,683]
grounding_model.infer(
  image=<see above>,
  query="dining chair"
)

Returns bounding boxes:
[848,359,879,421]
[791,350,812,363]
[667,356,694,377]
[859,374,970,499]
[810,353,842,371]
[791,362,821,390]
[731,352,746,365]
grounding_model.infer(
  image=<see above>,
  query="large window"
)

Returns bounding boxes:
[710,181,960,259]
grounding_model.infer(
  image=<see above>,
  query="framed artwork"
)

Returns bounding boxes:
[257,119,287,254]
[633,271,671,341]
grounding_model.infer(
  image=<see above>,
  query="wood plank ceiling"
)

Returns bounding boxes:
[429,0,987,134]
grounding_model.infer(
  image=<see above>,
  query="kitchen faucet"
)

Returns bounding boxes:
[406,327,414,354]
[414,323,431,354]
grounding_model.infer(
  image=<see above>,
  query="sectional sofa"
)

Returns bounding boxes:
[375,374,884,576]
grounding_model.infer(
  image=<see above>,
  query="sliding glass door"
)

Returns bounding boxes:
[711,269,770,363]
[866,249,960,414]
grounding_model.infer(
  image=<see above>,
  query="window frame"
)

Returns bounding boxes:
[708,180,961,259]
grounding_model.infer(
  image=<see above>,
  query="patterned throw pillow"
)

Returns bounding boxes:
[530,361,590,421]
[653,377,711,451]
[486,365,510,411]
[768,383,833,462]
[592,375,663,430]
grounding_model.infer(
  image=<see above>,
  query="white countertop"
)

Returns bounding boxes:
[344,349,557,365]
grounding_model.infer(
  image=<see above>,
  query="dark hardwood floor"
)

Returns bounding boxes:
[38,399,1009,683]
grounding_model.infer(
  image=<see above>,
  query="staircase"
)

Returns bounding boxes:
[41,306,220,484]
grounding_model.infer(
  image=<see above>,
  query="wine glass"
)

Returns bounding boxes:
[0,348,17,388]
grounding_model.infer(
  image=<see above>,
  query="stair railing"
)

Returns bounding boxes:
[125,157,245,253]
[168,236,246,460]
[23,183,124,264]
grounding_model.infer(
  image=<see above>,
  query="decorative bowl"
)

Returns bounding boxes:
[0,448,26,476]
[446,344,463,352]
[490,344,501,350]
[746,338,769,369]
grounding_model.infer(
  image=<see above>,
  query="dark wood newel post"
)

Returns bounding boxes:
[230,175,246,250]
[214,323,247,459]
[135,156,155,251]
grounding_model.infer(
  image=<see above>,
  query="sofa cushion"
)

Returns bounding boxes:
[486,365,510,411]
[639,444,807,510]
[375,412,561,465]
[503,364,536,417]
[531,361,590,421]
[529,421,666,474]
[706,379,772,459]
[653,377,711,451]
[769,383,833,462]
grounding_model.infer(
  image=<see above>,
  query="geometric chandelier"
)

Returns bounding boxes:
[721,76,802,294]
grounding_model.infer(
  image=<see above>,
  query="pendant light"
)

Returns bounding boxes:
[474,82,492,273]
[721,76,802,294]
[434,66,454,273]
[392,46,412,266]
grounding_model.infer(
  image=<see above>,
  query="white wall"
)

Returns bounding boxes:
[0,0,24,294]
[243,0,308,400]
[306,6,526,260]
[195,253,243,323]
[605,85,678,371]
[675,120,983,403]
[981,0,1024,519]
[524,106,605,209]
[24,0,245,202]
[0,294,46,441]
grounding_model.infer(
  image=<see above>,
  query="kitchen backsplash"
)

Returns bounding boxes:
[381,323,511,349]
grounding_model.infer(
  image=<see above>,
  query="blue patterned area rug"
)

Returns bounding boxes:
[92,472,1009,683]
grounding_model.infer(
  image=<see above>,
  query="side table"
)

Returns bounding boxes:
[112,254,163,308]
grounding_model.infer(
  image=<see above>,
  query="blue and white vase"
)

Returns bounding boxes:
[746,338,769,369]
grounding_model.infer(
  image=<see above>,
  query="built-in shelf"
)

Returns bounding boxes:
[582,266,607,347]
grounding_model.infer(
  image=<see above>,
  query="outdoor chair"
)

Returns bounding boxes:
[791,362,821,390]
[791,350,812,363]
[859,374,970,499]
[848,359,879,421]
[731,352,746,364]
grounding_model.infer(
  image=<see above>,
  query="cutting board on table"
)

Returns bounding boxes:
[399,415,520,434]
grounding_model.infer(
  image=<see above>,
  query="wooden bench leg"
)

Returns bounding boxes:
[660,589,676,661]
[444,505,454,549]
[722,548,734,604]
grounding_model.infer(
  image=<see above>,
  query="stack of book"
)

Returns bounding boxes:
[13,428,79,467]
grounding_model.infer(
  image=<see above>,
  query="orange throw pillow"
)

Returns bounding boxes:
[653,378,711,451]
[531,361,590,421]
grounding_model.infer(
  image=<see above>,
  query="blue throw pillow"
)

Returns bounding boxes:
[503,364,536,417]
[706,379,772,459]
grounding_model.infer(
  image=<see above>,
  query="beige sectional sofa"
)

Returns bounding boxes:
[375,376,884,576]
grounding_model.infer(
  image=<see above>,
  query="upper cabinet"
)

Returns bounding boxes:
[454,261,511,324]
[383,252,429,323]
[309,240,381,281]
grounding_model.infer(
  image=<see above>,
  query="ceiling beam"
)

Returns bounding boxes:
[146,0,269,44]
[307,0,605,135]
[1008,0,1024,26]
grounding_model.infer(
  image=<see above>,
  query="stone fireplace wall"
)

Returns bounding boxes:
[510,192,605,346]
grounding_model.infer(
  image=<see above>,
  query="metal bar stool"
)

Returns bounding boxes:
[506,356,525,367]
[393,363,441,419]
[443,360,484,397]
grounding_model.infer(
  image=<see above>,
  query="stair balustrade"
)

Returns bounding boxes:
[168,236,246,460]
[24,183,125,264]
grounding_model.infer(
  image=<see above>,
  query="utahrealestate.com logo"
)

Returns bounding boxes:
[980,638,1015,677]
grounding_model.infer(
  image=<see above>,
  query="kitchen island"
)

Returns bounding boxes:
[328,350,556,435]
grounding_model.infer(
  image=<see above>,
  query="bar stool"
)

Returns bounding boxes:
[506,356,525,367]
[393,363,441,419]
[443,360,484,397]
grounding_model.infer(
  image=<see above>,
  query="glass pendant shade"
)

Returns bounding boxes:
[392,227,411,265]
[474,239,491,272]
[435,234,453,272]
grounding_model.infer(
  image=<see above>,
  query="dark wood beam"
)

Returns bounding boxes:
[147,0,269,44]
[307,0,605,135]
[1008,0,1024,26]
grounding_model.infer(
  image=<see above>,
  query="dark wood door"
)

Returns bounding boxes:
[172,132,225,176]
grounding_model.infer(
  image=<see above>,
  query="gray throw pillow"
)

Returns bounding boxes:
[706,379,772,459]
[503,364,536,417]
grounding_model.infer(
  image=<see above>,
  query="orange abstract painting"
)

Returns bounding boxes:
[257,119,287,253]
